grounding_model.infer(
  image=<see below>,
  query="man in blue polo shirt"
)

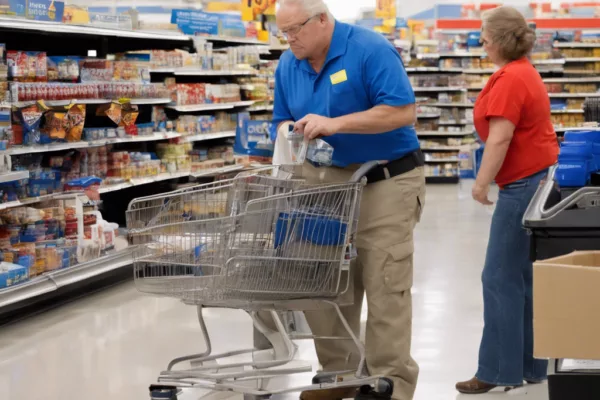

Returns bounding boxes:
[272,1,426,399]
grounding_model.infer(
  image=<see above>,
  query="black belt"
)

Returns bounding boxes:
[365,150,424,184]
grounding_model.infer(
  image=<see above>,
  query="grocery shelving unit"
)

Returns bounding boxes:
[0,15,275,320]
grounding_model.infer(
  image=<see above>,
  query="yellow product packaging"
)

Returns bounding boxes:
[67,104,86,142]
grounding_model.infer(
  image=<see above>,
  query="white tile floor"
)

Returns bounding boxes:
[0,183,549,400]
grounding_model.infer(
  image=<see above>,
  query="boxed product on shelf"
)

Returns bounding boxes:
[174,83,241,105]
[7,51,47,82]
[424,164,459,177]
[80,59,150,83]
[10,82,169,102]
[47,56,80,82]
[0,262,28,289]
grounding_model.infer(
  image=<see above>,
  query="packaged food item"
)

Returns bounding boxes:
[119,103,139,135]
[98,102,122,125]
[66,104,85,141]
[44,108,69,140]
[47,56,80,82]
[14,102,47,145]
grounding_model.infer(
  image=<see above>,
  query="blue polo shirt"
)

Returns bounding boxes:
[273,21,419,167]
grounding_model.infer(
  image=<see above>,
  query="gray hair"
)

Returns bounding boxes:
[278,0,333,19]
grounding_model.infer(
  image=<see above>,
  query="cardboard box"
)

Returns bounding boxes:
[534,251,600,360]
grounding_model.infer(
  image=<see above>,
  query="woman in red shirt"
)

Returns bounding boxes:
[456,6,559,394]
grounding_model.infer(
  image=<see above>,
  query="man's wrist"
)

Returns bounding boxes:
[331,116,344,134]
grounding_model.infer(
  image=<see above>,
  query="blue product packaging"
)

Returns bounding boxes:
[556,141,594,187]
[0,262,29,289]
[234,119,274,158]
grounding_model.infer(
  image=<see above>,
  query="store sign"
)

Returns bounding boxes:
[9,0,64,21]
[89,12,132,30]
[375,0,396,19]
[171,9,246,37]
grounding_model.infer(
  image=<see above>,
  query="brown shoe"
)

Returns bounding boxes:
[456,377,497,394]
[300,386,358,400]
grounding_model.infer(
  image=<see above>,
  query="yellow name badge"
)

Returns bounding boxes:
[330,70,348,85]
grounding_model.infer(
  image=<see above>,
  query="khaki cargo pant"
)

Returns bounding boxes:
[261,162,425,400]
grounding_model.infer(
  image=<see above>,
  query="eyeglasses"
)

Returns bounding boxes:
[281,15,318,39]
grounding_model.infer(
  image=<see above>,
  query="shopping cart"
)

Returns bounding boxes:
[126,163,393,400]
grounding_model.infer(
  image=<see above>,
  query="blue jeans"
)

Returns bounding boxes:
[476,170,549,386]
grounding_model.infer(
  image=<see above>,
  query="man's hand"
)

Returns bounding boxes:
[472,182,493,205]
[294,114,339,140]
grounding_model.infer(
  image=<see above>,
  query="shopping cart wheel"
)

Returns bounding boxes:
[149,384,178,400]
[355,378,393,400]
[311,372,338,384]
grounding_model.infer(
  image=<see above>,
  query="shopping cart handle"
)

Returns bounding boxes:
[349,161,384,183]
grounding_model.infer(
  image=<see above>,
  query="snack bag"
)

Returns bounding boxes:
[44,109,69,141]
[119,103,139,135]
[97,102,122,125]
[66,104,85,142]
[17,102,47,145]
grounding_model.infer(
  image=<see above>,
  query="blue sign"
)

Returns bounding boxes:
[171,9,245,36]
[9,0,64,21]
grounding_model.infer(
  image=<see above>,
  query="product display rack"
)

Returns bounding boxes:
[0,14,277,321]
[407,18,600,183]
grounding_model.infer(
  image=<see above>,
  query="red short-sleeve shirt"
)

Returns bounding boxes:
[474,58,559,187]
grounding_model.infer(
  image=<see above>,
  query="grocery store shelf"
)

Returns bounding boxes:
[180,131,236,143]
[563,69,599,75]
[425,103,474,108]
[438,120,470,125]
[191,164,246,178]
[554,42,600,48]
[15,98,171,107]
[0,191,83,211]
[426,176,460,184]
[551,109,585,114]
[544,77,600,83]
[99,164,247,193]
[0,247,133,310]
[129,98,172,105]
[172,69,257,77]
[532,59,566,65]
[548,92,600,98]
[413,87,465,92]
[417,130,473,136]
[7,142,90,155]
[166,101,255,112]
[417,113,442,118]
[0,16,190,41]
[439,52,486,58]
[99,171,190,194]
[0,171,28,183]
[7,133,182,155]
[406,67,441,72]
[466,85,486,90]
[564,57,600,63]
[463,68,496,74]
[416,53,441,59]
[248,104,274,112]
[425,158,459,163]
[201,35,268,46]
[422,146,463,151]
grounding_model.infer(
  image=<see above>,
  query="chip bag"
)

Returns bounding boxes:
[44,108,69,141]
[97,102,122,125]
[66,104,86,142]
[119,103,139,136]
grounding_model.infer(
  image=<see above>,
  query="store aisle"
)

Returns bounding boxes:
[0,183,549,400]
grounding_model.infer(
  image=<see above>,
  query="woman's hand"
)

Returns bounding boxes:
[472,182,493,205]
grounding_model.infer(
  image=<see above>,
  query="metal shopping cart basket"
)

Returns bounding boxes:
[126,163,393,400]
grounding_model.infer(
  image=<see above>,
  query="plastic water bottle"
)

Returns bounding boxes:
[307,139,334,167]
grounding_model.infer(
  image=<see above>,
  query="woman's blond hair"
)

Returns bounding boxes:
[482,6,536,61]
